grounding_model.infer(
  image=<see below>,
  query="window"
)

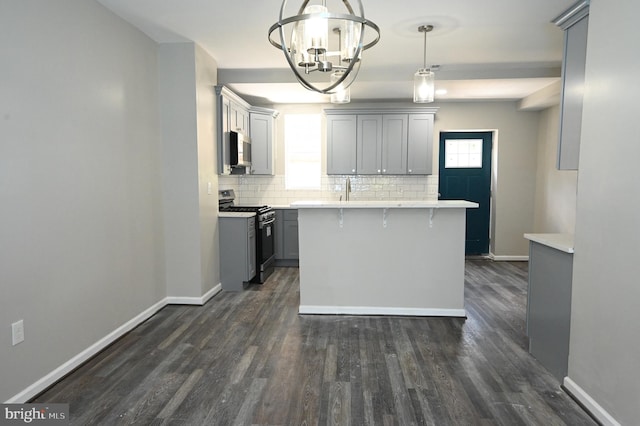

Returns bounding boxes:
[284,114,321,189]
[444,139,483,168]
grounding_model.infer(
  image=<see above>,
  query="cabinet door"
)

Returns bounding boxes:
[247,218,256,279]
[558,15,588,170]
[382,114,408,174]
[274,210,285,260]
[357,115,383,174]
[326,114,357,175]
[283,220,299,259]
[249,112,273,175]
[407,113,434,175]
[230,103,240,132]
[230,102,248,133]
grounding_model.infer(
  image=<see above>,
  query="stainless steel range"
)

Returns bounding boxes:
[219,189,275,283]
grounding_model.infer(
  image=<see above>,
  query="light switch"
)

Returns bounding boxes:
[207,182,213,195]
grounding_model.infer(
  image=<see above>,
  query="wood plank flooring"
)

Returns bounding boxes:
[34,260,597,425]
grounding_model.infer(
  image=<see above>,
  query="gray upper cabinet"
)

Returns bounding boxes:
[216,86,278,176]
[553,1,589,170]
[230,103,248,134]
[326,114,357,175]
[249,107,279,175]
[382,114,409,174]
[407,113,435,175]
[326,108,438,175]
[356,115,383,174]
[215,85,251,175]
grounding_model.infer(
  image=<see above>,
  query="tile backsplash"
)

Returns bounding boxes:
[219,174,439,206]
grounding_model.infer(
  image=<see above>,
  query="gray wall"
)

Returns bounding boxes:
[568,1,640,424]
[532,105,578,233]
[194,45,221,295]
[159,43,202,298]
[432,101,540,258]
[0,1,165,401]
[158,43,220,299]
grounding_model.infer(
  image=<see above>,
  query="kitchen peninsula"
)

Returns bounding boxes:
[292,200,478,317]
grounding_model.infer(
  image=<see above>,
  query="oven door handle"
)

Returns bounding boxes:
[259,217,275,228]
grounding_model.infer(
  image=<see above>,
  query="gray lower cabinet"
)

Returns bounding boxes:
[526,240,573,382]
[274,209,299,266]
[219,216,256,290]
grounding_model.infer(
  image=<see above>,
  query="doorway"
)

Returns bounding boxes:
[438,132,493,255]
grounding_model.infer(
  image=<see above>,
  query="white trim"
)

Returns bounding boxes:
[488,253,529,261]
[5,284,224,403]
[563,377,621,426]
[166,283,222,306]
[299,305,466,317]
[6,299,167,403]
[202,283,222,304]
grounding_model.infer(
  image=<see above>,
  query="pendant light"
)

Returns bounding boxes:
[268,0,380,95]
[414,25,435,103]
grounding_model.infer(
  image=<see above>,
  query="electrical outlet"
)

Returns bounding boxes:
[12,320,24,346]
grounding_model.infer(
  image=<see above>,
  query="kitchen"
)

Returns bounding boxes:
[1,1,639,425]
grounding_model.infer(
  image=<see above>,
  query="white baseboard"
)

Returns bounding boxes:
[6,284,224,404]
[488,253,529,261]
[6,298,167,403]
[166,283,222,305]
[299,305,466,317]
[563,377,621,426]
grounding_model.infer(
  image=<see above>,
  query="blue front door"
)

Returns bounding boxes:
[438,132,492,255]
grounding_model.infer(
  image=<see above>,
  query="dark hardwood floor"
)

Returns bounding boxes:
[34,260,596,425]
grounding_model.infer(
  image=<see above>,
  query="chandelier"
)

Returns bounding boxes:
[268,0,381,96]
[414,25,435,103]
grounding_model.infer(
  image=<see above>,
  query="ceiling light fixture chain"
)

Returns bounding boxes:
[268,0,380,95]
[414,24,435,103]
[420,24,433,70]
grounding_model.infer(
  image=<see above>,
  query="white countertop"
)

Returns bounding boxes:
[270,205,297,209]
[524,233,574,254]
[218,212,256,218]
[290,200,478,209]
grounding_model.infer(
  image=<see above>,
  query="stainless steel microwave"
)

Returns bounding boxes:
[230,130,251,168]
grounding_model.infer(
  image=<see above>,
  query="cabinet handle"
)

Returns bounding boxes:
[352,169,356,173]
[377,169,381,173]
[408,169,412,173]
[383,169,386,173]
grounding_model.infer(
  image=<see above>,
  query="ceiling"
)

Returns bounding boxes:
[96,0,575,105]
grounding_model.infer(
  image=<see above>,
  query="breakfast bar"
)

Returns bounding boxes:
[292,200,478,317]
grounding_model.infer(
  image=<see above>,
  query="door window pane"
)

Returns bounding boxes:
[444,139,483,168]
